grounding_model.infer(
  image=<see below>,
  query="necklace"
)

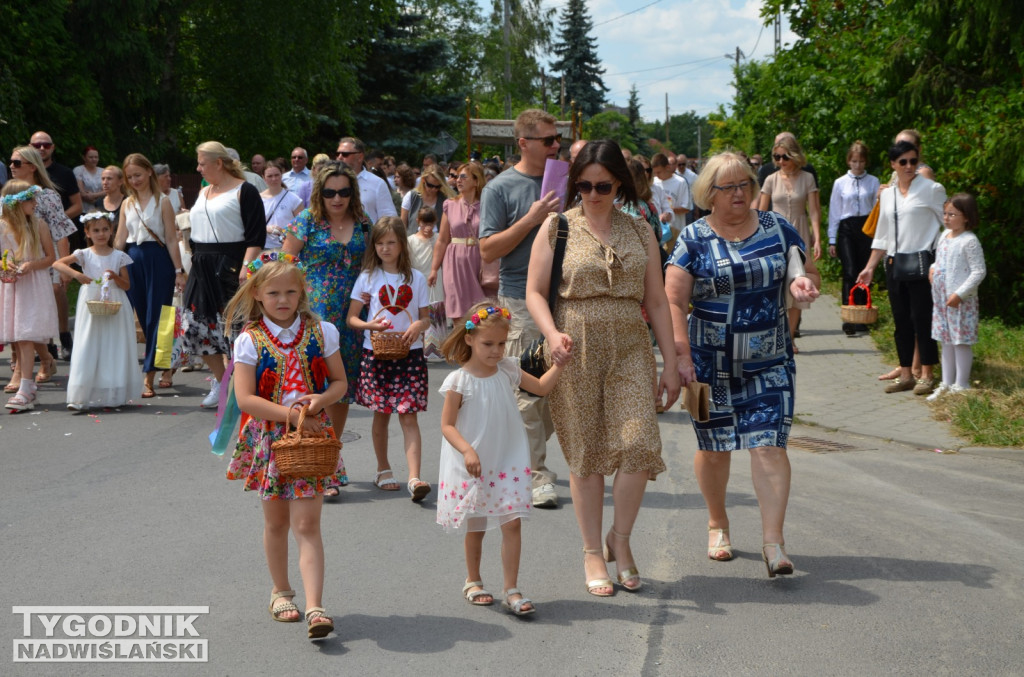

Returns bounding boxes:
[259,318,305,349]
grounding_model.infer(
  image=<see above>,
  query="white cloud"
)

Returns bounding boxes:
[541,0,797,121]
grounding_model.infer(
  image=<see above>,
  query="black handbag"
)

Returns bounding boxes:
[890,191,934,282]
[520,214,568,380]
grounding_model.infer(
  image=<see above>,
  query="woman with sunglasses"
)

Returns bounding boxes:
[282,164,368,487]
[400,165,453,230]
[526,139,680,597]
[759,136,821,351]
[857,140,946,396]
[665,151,819,578]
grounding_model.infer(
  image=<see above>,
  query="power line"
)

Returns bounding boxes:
[606,55,724,77]
[593,0,666,27]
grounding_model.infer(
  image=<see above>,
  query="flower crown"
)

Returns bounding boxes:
[246,251,305,278]
[81,211,116,223]
[0,185,41,208]
[465,306,511,331]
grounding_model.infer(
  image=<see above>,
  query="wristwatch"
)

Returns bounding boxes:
[175,268,184,274]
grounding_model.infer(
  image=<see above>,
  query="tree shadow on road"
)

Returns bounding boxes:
[313,612,513,655]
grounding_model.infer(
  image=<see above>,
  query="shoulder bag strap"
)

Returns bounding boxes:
[547,214,569,313]
[132,197,166,248]
[892,190,899,255]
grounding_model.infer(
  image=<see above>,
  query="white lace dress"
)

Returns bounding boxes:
[436,357,531,533]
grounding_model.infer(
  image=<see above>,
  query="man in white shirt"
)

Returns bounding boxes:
[226,147,267,192]
[652,152,690,241]
[675,153,699,223]
[336,137,398,223]
[282,147,312,191]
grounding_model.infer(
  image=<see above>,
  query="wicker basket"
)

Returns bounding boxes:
[87,300,122,316]
[370,305,414,360]
[0,269,18,284]
[272,403,342,480]
[840,283,879,325]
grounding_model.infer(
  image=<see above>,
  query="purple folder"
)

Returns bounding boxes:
[541,159,570,212]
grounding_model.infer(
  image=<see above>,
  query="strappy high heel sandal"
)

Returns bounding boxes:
[708,527,734,561]
[762,543,794,578]
[583,548,615,597]
[35,354,57,383]
[603,528,642,591]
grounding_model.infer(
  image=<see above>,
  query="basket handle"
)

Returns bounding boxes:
[370,304,415,329]
[284,402,309,435]
[847,283,872,308]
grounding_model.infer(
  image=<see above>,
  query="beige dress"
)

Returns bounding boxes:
[762,170,817,248]
[545,207,665,479]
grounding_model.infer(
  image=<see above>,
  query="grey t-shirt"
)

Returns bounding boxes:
[479,167,543,299]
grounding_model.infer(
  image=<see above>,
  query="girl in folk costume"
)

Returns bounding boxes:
[347,216,433,500]
[0,182,58,411]
[223,254,348,640]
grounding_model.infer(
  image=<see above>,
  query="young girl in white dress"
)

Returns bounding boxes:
[437,301,563,616]
[53,212,143,410]
[927,193,986,400]
[0,182,57,411]
[407,207,446,358]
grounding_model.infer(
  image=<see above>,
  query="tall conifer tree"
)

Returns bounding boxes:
[550,0,608,118]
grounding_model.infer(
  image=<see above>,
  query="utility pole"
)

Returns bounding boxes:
[503,0,511,120]
[560,76,566,118]
[664,93,670,146]
[774,10,782,55]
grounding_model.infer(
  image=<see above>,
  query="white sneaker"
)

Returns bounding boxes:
[926,383,949,402]
[532,482,558,508]
[201,378,220,408]
[949,384,969,394]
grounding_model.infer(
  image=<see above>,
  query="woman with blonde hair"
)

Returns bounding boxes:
[429,162,489,319]
[114,153,187,396]
[185,141,267,408]
[401,165,453,228]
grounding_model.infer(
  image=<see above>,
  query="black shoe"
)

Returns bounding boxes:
[59,332,73,361]
[47,343,59,361]
[842,323,857,336]
[855,324,869,333]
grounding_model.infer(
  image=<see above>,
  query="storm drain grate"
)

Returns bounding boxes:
[788,436,858,453]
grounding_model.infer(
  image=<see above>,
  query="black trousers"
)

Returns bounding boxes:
[885,260,938,367]
[837,216,872,305]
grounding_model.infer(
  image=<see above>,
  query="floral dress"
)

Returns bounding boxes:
[285,209,367,403]
[931,230,986,345]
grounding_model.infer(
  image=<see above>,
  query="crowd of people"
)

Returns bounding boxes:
[0,114,986,635]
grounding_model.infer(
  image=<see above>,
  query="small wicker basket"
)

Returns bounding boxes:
[370,305,414,360]
[272,403,342,480]
[86,300,123,316]
[0,269,18,284]
[840,283,879,325]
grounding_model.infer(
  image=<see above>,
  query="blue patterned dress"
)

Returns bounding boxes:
[667,211,805,451]
[285,210,366,403]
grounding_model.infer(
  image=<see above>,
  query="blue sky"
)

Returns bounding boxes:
[540,0,797,122]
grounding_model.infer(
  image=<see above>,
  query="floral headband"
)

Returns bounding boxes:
[0,185,41,208]
[465,306,511,331]
[246,251,305,278]
[81,211,115,223]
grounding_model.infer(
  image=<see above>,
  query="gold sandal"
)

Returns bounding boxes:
[305,607,334,639]
[268,589,300,623]
[708,527,734,561]
[604,529,642,591]
[583,548,615,597]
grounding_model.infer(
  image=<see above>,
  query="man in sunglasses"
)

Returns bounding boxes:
[755,132,819,210]
[30,131,82,362]
[282,147,311,191]
[336,136,398,223]
[479,108,563,509]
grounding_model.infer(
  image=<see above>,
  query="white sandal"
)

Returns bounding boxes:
[373,469,400,491]
[408,477,431,502]
[502,588,535,616]
[462,580,494,606]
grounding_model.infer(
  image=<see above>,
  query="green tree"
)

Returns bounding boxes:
[549,0,608,118]
[477,0,555,115]
[583,111,635,151]
[626,84,643,149]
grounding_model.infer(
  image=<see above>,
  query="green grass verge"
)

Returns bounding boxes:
[821,259,1024,447]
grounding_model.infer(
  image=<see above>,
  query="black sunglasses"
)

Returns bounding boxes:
[9,159,24,168]
[897,157,920,166]
[322,187,353,199]
[423,180,441,189]
[522,134,562,147]
[773,153,790,162]
[336,151,360,158]
[575,181,614,195]
[31,142,53,150]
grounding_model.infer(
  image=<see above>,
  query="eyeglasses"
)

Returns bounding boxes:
[321,187,353,199]
[336,151,360,158]
[712,181,751,194]
[521,135,562,147]
[575,181,614,195]
[772,153,790,162]
[31,142,54,150]
[457,173,471,180]
[9,159,24,168]
[423,180,441,189]
[897,157,920,166]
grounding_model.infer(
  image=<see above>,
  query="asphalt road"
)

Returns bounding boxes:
[2,354,1022,676]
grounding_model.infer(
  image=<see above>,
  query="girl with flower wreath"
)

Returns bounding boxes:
[223,254,348,640]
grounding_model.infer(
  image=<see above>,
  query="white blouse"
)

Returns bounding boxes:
[190,184,243,244]
[872,177,946,256]
[124,195,168,245]
[828,171,880,243]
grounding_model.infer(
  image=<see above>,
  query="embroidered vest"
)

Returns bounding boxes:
[247,319,330,403]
